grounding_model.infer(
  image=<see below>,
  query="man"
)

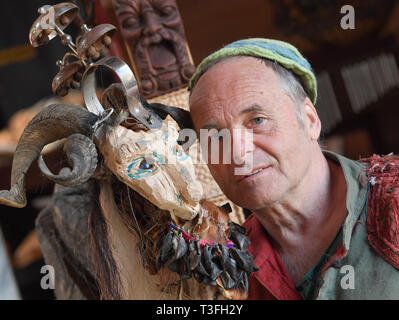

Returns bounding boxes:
[188,38,399,299]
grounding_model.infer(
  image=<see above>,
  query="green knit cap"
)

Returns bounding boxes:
[188,38,317,105]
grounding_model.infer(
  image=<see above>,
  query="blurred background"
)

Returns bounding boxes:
[0,0,398,299]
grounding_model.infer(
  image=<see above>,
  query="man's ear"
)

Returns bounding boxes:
[302,97,321,141]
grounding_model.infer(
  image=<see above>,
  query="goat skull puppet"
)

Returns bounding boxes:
[0,3,257,299]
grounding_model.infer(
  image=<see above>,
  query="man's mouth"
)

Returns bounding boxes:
[236,166,269,182]
[247,168,263,176]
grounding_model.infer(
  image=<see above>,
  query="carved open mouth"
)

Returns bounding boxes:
[148,40,176,72]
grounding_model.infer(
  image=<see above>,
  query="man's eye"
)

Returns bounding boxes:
[252,117,264,125]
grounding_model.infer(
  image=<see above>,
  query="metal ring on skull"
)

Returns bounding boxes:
[81,56,163,129]
[92,108,114,133]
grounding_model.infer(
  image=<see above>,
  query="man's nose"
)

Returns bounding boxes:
[142,11,162,36]
[231,128,252,166]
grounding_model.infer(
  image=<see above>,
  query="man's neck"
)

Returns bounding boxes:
[253,149,347,256]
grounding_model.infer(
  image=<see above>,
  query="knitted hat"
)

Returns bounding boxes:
[188,38,317,105]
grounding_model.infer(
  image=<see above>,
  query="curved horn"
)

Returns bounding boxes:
[0,104,98,208]
[38,133,98,186]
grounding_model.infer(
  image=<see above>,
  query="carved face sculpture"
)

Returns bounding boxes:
[99,116,203,220]
[113,0,196,97]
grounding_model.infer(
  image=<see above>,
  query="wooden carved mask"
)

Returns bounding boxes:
[99,116,203,221]
[113,0,196,98]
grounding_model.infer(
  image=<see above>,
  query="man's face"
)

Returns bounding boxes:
[189,57,314,210]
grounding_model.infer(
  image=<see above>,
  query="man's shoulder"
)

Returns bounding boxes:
[323,149,366,172]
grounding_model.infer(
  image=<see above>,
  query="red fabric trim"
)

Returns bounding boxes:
[359,154,399,270]
[93,0,125,60]
[321,244,347,276]
[243,214,302,300]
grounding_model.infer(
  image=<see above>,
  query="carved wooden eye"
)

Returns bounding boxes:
[124,17,138,28]
[127,153,164,180]
[161,5,174,16]
[139,159,154,170]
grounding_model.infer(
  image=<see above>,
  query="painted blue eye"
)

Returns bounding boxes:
[128,156,158,180]
[139,159,154,170]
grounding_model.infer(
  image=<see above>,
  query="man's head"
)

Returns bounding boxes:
[188,39,322,210]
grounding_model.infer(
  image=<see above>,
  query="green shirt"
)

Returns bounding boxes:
[296,150,399,300]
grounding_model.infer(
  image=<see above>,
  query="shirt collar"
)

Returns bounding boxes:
[322,150,368,250]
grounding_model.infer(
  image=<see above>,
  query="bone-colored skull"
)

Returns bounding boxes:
[99,116,203,220]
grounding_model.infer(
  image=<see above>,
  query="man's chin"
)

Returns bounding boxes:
[227,190,280,211]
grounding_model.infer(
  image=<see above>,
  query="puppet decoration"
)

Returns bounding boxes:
[0,2,256,299]
[112,0,196,98]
